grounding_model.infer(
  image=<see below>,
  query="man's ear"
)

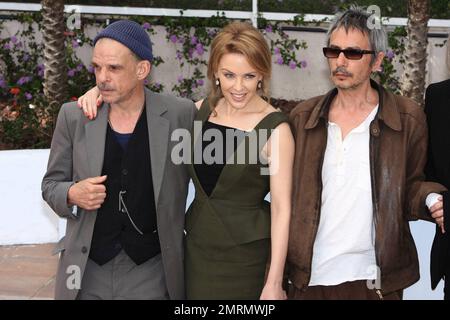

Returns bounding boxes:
[372,51,385,73]
[137,60,151,80]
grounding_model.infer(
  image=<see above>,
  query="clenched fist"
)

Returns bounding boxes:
[430,198,445,234]
[67,175,107,210]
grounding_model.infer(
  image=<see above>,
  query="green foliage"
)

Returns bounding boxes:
[0,11,311,149]
[0,12,98,149]
[0,8,411,150]
[375,26,407,94]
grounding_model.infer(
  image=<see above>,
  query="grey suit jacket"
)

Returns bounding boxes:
[42,88,196,300]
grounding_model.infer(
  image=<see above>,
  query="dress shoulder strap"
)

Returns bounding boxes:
[254,110,289,131]
[195,98,212,122]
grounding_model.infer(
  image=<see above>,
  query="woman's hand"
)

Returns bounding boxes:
[259,282,287,300]
[77,86,102,120]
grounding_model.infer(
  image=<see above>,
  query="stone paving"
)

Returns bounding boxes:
[0,243,57,300]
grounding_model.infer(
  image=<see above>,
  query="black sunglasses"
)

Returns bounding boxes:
[323,47,375,60]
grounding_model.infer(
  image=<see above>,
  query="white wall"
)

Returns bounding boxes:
[0,149,63,245]
[405,221,444,299]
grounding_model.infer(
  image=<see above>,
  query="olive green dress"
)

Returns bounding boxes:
[185,99,288,300]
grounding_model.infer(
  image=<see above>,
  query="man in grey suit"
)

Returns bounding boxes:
[42,20,196,300]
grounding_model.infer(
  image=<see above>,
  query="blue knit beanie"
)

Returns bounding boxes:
[94,20,153,62]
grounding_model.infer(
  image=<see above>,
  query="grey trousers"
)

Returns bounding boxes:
[76,250,169,300]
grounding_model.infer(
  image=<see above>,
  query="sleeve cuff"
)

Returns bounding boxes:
[57,181,78,219]
[426,193,441,209]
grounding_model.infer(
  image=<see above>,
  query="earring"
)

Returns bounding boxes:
[215,79,220,86]
[257,80,262,89]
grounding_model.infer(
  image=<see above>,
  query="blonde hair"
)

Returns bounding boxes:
[207,21,272,112]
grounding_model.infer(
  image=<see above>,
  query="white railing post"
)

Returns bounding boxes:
[252,0,258,28]
[0,3,449,28]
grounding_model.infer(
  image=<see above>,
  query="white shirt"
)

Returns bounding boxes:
[308,104,442,286]
[426,193,441,209]
[309,106,379,286]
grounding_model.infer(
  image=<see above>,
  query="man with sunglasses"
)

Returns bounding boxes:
[287,6,446,299]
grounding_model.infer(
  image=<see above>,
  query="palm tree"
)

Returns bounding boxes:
[400,0,430,107]
[41,0,67,128]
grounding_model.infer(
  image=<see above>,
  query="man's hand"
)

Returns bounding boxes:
[67,175,107,210]
[429,197,445,234]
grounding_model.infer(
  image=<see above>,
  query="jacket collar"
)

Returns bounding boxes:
[305,79,402,132]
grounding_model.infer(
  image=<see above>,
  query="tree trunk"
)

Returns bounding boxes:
[41,0,67,127]
[400,0,430,108]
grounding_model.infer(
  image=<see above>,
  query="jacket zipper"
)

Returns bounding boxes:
[375,289,384,300]
[370,121,382,294]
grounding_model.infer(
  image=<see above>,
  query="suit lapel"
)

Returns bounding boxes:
[85,104,109,177]
[85,90,169,205]
[145,88,170,206]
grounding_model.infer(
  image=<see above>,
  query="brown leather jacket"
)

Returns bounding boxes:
[287,80,447,295]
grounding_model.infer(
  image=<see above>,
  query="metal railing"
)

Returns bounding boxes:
[1,2,450,28]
